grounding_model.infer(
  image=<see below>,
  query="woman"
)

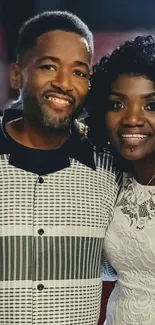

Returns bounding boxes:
[88,35,155,325]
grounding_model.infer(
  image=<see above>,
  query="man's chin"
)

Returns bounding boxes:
[41,115,72,130]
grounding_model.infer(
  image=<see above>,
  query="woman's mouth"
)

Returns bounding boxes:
[121,134,148,146]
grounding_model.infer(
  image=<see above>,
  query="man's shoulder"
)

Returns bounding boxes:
[93,146,117,172]
[93,146,123,187]
[0,119,10,154]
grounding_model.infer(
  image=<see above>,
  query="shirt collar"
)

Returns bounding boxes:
[0,108,96,174]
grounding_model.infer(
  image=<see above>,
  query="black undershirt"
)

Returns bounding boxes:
[0,109,96,175]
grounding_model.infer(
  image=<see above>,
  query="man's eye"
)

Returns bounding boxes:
[107,101,124,111]
[145,102,155,111]
[74,70,87,78]
[39,65,56,71]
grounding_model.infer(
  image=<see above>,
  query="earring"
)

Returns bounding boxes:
[88,80,91,90]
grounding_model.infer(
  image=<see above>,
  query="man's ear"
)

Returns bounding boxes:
[10,63,23,89]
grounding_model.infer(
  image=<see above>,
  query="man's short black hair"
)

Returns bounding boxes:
[16,11,94,61]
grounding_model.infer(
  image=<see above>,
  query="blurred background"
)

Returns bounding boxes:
[1,0,155,105]
[0,1,155,322]
[1,0,155,63]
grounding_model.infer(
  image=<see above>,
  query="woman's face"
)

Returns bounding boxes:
[105,74,155,161]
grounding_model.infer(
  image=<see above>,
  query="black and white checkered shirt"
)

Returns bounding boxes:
[0,110,121,324]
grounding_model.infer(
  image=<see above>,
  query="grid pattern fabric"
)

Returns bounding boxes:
[0,151,119,324]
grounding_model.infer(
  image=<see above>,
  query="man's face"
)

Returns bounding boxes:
[0,26,8,107]
[12,30,91,129]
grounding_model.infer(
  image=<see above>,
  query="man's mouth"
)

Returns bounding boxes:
[44,95,70,107]
[43,91,74,109]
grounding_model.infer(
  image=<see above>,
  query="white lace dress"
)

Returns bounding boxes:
[104,173,155,325]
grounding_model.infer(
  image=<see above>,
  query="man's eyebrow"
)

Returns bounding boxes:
[74,60,90,70]
[141,92,155,99]
[36,56,60,63]
[36,56,90,72]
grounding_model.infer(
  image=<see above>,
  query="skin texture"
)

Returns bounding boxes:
[105,74,155,184]
[9,30,92,149]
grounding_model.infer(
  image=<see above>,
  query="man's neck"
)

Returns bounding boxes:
[6,118,70,150]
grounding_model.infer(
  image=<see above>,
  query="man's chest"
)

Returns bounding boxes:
[0,156,116,230]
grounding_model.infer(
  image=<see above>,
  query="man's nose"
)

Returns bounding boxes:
[51,71,73,92]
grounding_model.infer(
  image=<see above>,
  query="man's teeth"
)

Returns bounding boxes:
[122,134,148,139]
[45,96,69,104]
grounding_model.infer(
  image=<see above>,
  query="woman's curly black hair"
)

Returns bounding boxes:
[87,35,155,147]
[86,35,155,171]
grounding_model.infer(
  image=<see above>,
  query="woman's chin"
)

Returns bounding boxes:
[119,148,144,161]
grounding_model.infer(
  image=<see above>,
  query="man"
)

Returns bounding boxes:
[0,23,8,111]
[0,11,119,324]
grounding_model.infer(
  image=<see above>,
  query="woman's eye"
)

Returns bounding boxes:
[107,101,124,111]
[146,102,155,111]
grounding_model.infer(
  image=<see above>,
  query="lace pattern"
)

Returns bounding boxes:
[104,173,155,325]
[116,174,155,229]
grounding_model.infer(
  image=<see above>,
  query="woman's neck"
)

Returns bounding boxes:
[132,157,155,185]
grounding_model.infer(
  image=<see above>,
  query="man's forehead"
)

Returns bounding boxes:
[20,30,92,67]
[33,31,91,63]
[36,30,90,55]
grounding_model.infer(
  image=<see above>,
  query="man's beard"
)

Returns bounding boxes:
[22,94,82,130]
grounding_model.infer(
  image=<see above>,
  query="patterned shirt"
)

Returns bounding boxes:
[0,110,120,324]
